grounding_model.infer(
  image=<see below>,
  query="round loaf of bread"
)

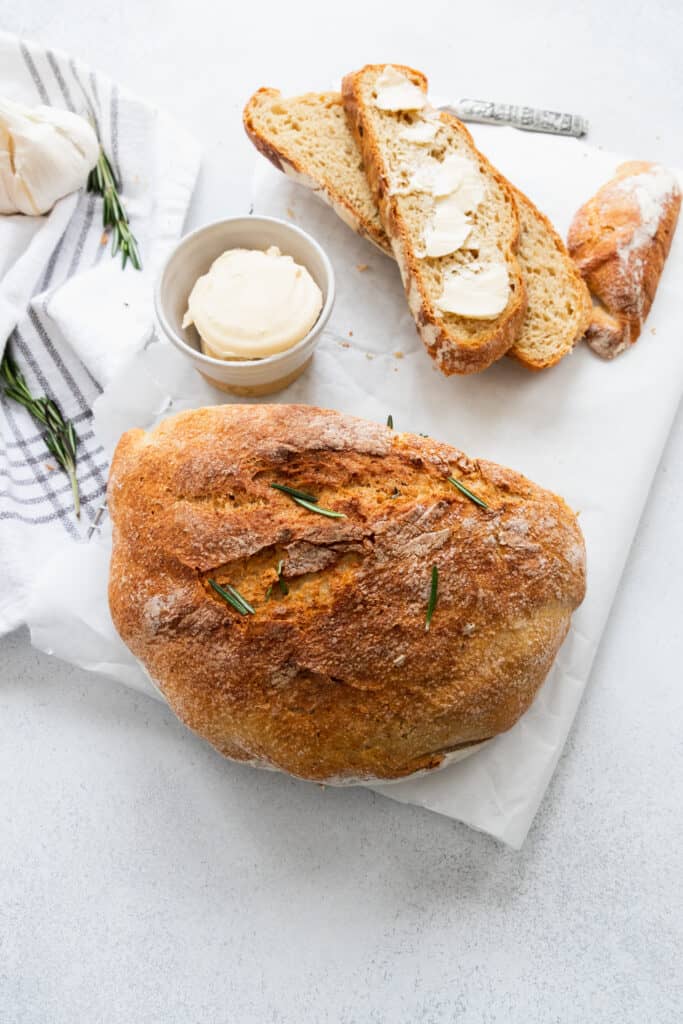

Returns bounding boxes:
[108,405,586,783]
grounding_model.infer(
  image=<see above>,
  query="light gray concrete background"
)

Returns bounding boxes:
[1,1,682,1021]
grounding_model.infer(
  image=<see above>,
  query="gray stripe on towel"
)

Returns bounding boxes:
[1,400,79,537]
[46,50,77,111]
[67,192,97,278]
[69,58,101,133]
[110,85,122,183]
[19,42,50,103]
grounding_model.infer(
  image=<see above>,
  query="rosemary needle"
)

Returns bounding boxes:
[276,559,289,595]
[271,481,346,519]
[447,475,489,510]
[425,565,439,632]
[270,482,318,503]
[88,148,142,271]
[291,496,346,518]
[0,352,80,517]
[209,579,254,615]
[387,414,394,429]
[266,559,289,600]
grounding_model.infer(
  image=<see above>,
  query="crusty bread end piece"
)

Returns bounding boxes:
[341,64,527,375]
[568,160,681,359]
[582,305,629,360]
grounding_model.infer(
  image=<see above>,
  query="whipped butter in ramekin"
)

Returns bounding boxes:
[155,217,335,396]
[183,246,323,361]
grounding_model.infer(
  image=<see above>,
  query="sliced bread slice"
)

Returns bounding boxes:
[244,88,389,255]
[243,86,591,370]
[511,193,592,369]
[341,64,526,375]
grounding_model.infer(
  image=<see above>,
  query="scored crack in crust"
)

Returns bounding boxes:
[341,64,527,375]
[108,405,586,783]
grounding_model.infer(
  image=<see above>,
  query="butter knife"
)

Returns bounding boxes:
[436,98,588,138]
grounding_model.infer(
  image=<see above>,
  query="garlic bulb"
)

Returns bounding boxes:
[0,97,99,216]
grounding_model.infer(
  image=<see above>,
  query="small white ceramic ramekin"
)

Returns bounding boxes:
[154,216,335,396]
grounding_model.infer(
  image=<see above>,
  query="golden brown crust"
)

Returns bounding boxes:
[341,65,527,376]
[108,405,586,783]
[568,161,681,358]
[243,88,287,172]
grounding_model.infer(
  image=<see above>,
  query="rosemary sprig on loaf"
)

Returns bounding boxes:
[270,481,346,518]
[209,579,255,616]
[447,475,488,509]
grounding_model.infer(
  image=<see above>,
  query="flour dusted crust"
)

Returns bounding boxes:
[341,65,527,375]
[108,405,586,783]
[568,161,681,359]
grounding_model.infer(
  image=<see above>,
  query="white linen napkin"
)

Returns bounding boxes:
[0,195,77,345]
[0,32,200,634]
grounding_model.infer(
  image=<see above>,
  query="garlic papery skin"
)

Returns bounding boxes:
[0,98,99,216]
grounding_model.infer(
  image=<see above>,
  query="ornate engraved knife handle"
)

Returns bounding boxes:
[444,98,588,138]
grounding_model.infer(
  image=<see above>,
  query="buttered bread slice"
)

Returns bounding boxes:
[340,64,526,375]
[244,85,591,371]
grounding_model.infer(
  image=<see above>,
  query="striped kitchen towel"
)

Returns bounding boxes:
[0,32,200,634]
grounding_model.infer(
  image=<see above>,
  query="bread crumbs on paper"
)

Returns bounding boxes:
[366,353,374,360]
[338,341,351,349]
[286,207,295,219]
[348,330,353,337]
[394,350,404,359]
[356,263,369,272]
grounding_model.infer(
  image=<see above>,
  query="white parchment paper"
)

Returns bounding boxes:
[26,127,683,848]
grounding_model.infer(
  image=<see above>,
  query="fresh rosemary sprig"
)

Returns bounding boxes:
[209,579,255,616]
[425,565,439,632]
[387,414,394,429]
[0,352,80,517]
[447,475,488,510]
[270,481,346,519]
[88,148,142,271]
